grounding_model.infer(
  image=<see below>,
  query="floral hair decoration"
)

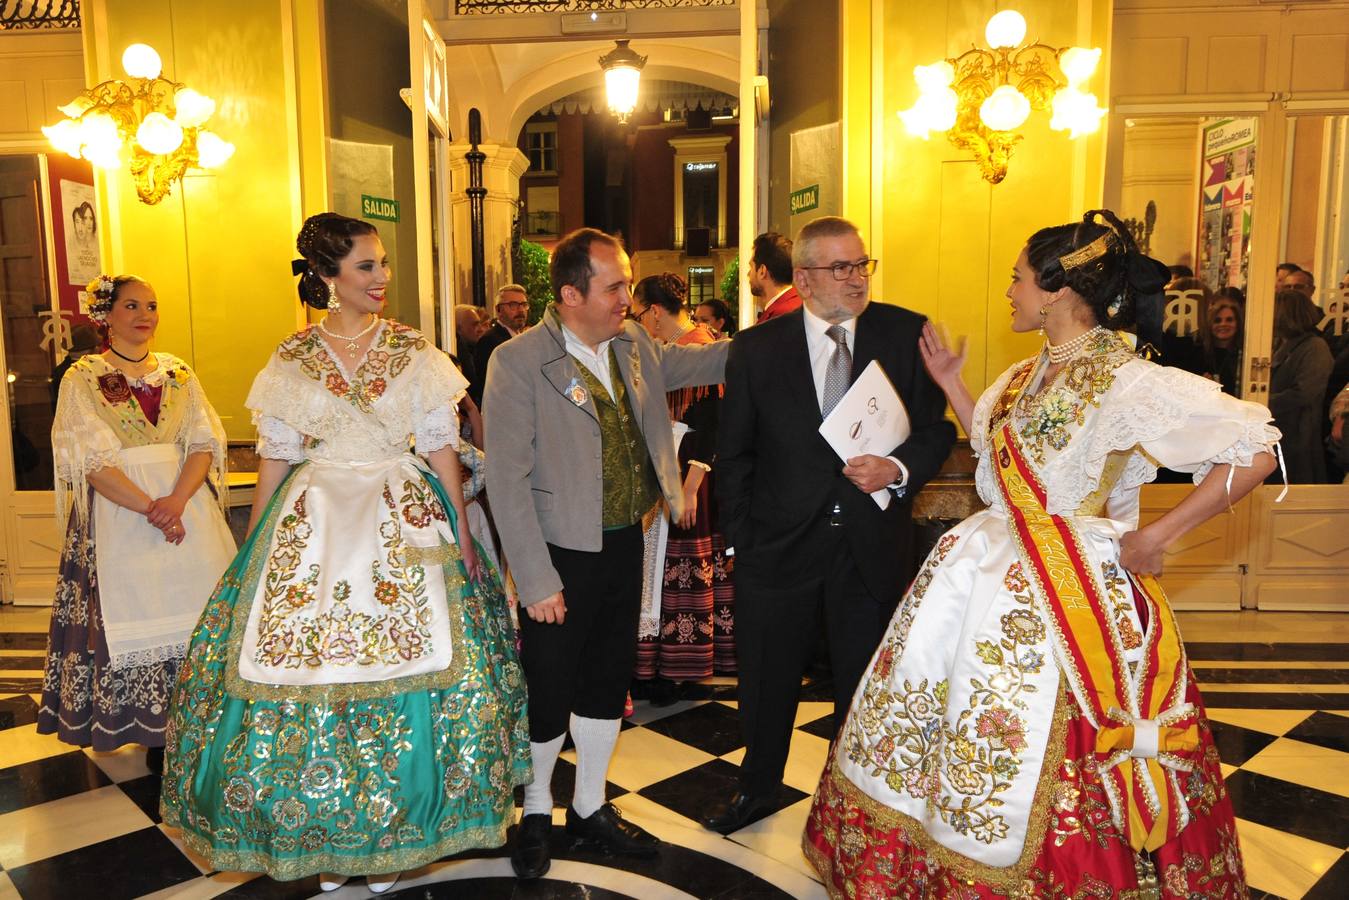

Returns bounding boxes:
[82,275,117,325]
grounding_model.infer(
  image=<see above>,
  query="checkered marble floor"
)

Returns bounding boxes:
[2,606,1349,899]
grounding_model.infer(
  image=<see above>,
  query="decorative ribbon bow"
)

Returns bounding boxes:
[1096,703,1203,851]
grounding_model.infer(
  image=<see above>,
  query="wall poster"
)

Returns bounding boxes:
[1198,117,1256,292]
[59,178,101,287]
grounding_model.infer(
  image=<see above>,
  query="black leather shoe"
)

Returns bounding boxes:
[700,789,776,832]
[510,813,552,880]
[145,746,165,776]
[565,804,659,857]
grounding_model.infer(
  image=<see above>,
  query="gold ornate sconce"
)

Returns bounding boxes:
[42,44,235,205]
[899,10,1106,184]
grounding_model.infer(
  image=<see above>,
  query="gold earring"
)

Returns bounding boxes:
[327,281,341,315]
[1039,305,1049,336]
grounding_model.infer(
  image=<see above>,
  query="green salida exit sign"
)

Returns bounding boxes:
[361,194,400,222]
[789,184,819,216]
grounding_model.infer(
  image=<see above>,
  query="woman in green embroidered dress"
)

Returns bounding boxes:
[160,213,530,893]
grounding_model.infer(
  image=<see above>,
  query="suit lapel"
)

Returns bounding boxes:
[851,303,881,384]
[780,310,822,423]
[539,317,599,423]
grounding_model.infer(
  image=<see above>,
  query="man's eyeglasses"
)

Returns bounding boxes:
[801,258,879,281]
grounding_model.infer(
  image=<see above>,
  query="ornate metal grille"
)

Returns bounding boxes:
[0,0,80,30]
[455,0,734,14]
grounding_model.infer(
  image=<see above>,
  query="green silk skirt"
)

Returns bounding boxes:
[159,464,531,880]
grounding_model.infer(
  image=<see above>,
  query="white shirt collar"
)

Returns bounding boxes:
[801,300,856,344]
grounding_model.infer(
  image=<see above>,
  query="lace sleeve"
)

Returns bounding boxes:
[410,347,468,454]
[177,372,231,517]
[414,403,461,454]
[52,370,124,524]
[1085,362,1280,490]
[257,415,305,463]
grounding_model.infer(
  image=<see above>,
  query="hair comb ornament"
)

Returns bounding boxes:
[1058,232,1116,273]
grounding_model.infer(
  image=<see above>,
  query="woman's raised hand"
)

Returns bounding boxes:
[919,320,967,388]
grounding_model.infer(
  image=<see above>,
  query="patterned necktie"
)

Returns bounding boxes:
[821,324,852,415]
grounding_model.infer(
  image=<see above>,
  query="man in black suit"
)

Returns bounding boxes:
[704,215,955,832]
[469,283,529,404]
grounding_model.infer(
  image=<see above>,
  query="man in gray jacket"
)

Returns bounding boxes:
[484,228,727,879]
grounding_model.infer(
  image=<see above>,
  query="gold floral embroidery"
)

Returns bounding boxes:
[1015,332,1134,464]
[1099,561,1144,651]
[249,478,446,670]
[843,554,1050,846]
[278,322,425,413]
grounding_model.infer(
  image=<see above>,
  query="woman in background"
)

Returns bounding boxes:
[40,275,235,775]
[629,274,734,705]
[1269,289,1333,483]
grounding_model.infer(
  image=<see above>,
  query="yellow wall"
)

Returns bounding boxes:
[841,0,1110,413]
[83,0,327,440]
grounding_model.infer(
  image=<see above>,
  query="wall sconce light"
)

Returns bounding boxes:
[599,39,646,125]
[898,10,1106,184]
[42,43,235,205]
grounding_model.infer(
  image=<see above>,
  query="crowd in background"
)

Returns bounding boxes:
[1160,261,1349,484]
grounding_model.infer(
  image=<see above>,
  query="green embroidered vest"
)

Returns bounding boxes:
[572,346,660,528]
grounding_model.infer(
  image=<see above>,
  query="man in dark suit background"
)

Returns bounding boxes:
[704,215,955,832]
[469,283,529,404]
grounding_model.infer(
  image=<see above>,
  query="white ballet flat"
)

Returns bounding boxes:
[318,873,348,892]
[367,873,401,894]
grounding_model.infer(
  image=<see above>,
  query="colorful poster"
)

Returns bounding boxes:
[1198,118,1256,292]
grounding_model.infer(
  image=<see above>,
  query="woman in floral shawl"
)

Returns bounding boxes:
[160,213,529,894]
[40,274,236,775]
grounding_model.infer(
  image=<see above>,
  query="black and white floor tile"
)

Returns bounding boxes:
[3,607,1349,899]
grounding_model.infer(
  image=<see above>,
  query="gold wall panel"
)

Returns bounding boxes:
[1249,487,1349,611]
[3,505,61,605]
[1206,36,1266,94]
[1290,34,1349,94]
[1139,483,1251,611]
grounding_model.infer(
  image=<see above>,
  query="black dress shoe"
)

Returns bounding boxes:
[700,789,775,832]
[145,746,165,776]
[565,804,659,857]
[510,813,552,880]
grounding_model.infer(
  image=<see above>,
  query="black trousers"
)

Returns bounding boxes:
[518,525,643,741]
[732,520,899,797]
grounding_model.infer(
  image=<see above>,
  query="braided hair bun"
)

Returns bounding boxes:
[293,212,378,309]
[634,272,689,314]
[1024,209,1169,329]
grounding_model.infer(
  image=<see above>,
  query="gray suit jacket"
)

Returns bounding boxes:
[483,312,728,606]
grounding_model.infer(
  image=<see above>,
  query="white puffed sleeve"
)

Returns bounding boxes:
[52,369,124,525]
[410,348,468,455]
[256,415,305,463]
[1088,361,1280,489]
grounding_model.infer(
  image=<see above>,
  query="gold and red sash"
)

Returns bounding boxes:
[990,421,1201,852]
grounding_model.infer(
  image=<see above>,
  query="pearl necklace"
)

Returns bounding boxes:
[1045,326,1106,364]
[319,315,379,358]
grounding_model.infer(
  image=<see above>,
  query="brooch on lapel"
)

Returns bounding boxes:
[629,349,641,387]
[565,376,589,406]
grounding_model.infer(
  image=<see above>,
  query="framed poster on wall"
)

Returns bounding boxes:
[1198,117,1256,292]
